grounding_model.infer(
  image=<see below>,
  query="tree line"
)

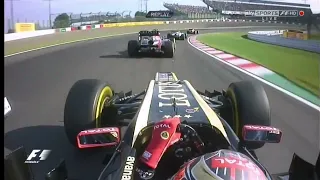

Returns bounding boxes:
[53,11,151,28]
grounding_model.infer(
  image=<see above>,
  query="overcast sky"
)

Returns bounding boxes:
[4,0,320,26]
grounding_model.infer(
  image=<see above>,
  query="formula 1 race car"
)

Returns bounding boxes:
[128,30,175,58]
[167,30,187,40]
[187,28,199,34]
[4,72,320,180]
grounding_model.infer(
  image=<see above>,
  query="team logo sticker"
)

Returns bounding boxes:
[186,107,199,113]
[160,131,170,140]
[142,151,152,160]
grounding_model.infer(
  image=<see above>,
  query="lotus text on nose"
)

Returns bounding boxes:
[158,82,190,107]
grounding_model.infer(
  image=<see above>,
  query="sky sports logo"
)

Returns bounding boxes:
[25,149,51,164]
[245,10,304,17]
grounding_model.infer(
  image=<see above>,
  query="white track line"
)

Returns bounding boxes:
[188,36,320,111]
[5,25,284,58]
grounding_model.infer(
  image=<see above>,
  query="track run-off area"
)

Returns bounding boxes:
[4,22,320,180]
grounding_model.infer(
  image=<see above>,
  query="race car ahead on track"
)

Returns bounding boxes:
[128,30,175,58]
[4,73,319,180]
[187,28,199,34]
[167,30,187,40]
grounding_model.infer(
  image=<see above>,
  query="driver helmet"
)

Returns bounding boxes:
[169,149,268,180]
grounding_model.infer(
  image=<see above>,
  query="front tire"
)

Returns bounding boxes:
[64,79,114,147]
[221,81,271,150]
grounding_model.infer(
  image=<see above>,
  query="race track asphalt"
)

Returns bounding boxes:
[4,24,320,180]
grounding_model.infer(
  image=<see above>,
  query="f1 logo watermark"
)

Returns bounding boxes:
[25,149,51,164]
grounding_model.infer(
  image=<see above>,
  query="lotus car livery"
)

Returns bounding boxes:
[5,72,320,180]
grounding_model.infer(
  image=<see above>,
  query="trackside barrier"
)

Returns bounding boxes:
[4,19,209,42]
[248,30,320,53]
[249,30,284,36]
[5,19,301,42]
[56,27,72,32]
[5,29,56,41]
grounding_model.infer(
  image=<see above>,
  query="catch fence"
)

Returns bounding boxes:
[5,11,222,33]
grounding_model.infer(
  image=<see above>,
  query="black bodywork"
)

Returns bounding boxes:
[4,72,320,180]
[94,80,266,180]
[128,30,174,57]
[53,73,320,180]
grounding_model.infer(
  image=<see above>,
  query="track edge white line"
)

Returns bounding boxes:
[187,36,320,112]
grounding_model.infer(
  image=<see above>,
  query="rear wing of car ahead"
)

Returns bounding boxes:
[139,30,160,36]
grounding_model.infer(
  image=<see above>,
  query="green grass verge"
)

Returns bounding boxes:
[197,32,320,96]
[5,33,119,56]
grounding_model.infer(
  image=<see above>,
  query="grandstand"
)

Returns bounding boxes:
[163,3,212,15]
[68,12,122,26]
[163,0,313,23]
[203,0,311,14]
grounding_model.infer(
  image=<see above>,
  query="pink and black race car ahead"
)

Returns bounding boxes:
[127,30,175,58]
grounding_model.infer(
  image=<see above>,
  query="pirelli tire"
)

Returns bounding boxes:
[128,40,139,57]
[162,41,174,58]
[64,79,114,147]
[222,81,271,150]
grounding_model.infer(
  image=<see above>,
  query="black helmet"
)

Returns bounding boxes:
[169,149,268,180]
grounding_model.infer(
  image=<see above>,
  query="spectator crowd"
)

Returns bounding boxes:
[163,3,212,14]
[163,0,311,16]
[203,0,310,11]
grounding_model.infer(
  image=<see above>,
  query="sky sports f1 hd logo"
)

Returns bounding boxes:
[25,149,51,164]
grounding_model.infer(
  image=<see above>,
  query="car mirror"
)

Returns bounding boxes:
[77,127,120,149]
[242,125,282,143]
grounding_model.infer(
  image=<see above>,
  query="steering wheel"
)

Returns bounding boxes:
[136,123,205,180]
[172,123,205,160]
